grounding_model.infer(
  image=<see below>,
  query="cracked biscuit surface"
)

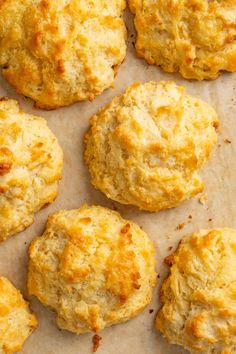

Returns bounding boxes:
[84,81,219,212]
[0,98,63,241]
[129,0,236,80]
[28,205,156,334]
[156,228,236,354]
[0,0,127,109]
[0,276,37,354]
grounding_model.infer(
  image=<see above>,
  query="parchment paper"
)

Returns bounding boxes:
[0,10,236,354]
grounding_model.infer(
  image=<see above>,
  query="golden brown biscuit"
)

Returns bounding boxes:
[129,0,236,80]
[28,205,156,334]
[0,276,37,354]
[84,81,219,212]
[0,0,127,109]
[156,228,236,354]
[0,98,63,241]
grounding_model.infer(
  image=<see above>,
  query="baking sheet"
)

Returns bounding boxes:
[0,10,236,354]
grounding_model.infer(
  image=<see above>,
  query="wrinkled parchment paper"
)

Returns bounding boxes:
[0,10,236,354]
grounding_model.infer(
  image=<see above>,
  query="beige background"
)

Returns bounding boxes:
[0,10,236,354]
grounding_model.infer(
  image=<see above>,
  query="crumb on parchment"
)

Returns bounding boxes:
[92,334,102,353]
[224,138,231,144]
[199,193,208,205]
[176,223,185,230]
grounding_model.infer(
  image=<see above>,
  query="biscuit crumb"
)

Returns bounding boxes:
[92,334,102,353]
[43,202,51,209]
[188,215,192,219]
[111,203,118,211]
[224,139,231,144]
[199,193,208,205]
[176,223,185,230]
[165,255,174,266]
[208,218,212,222]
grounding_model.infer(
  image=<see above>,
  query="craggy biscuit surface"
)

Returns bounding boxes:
[129,0,236,80]
[0,276,37,354]
[84,81,219,211]
[0,98,63,241]
[28,205,156,334]
[156,228,236,354]
[0,0,127,109]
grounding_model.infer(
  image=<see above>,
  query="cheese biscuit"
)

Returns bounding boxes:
[156,228,236,354]
[0,276,37,354]
[129,0,236,80]
[0,0,127,109]
[0,98,63,241]
[28,205,157,334]
[84,81,219,211]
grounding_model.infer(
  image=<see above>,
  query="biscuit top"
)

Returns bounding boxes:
[84,81,219,211]
[28,205,156,334]
[0,276,37,354]
[156,228,236,354]
[0,98,63,241]
[0,0,127,109]
[129,0,236,80]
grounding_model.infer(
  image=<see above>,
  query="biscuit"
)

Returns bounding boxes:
[84,81,219,212]
[0,276,37,354]
[0,98,63,241]
[28,205,156,334]
[129,0,236,80]
[156,228,236,354]
[0,0,127,109]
